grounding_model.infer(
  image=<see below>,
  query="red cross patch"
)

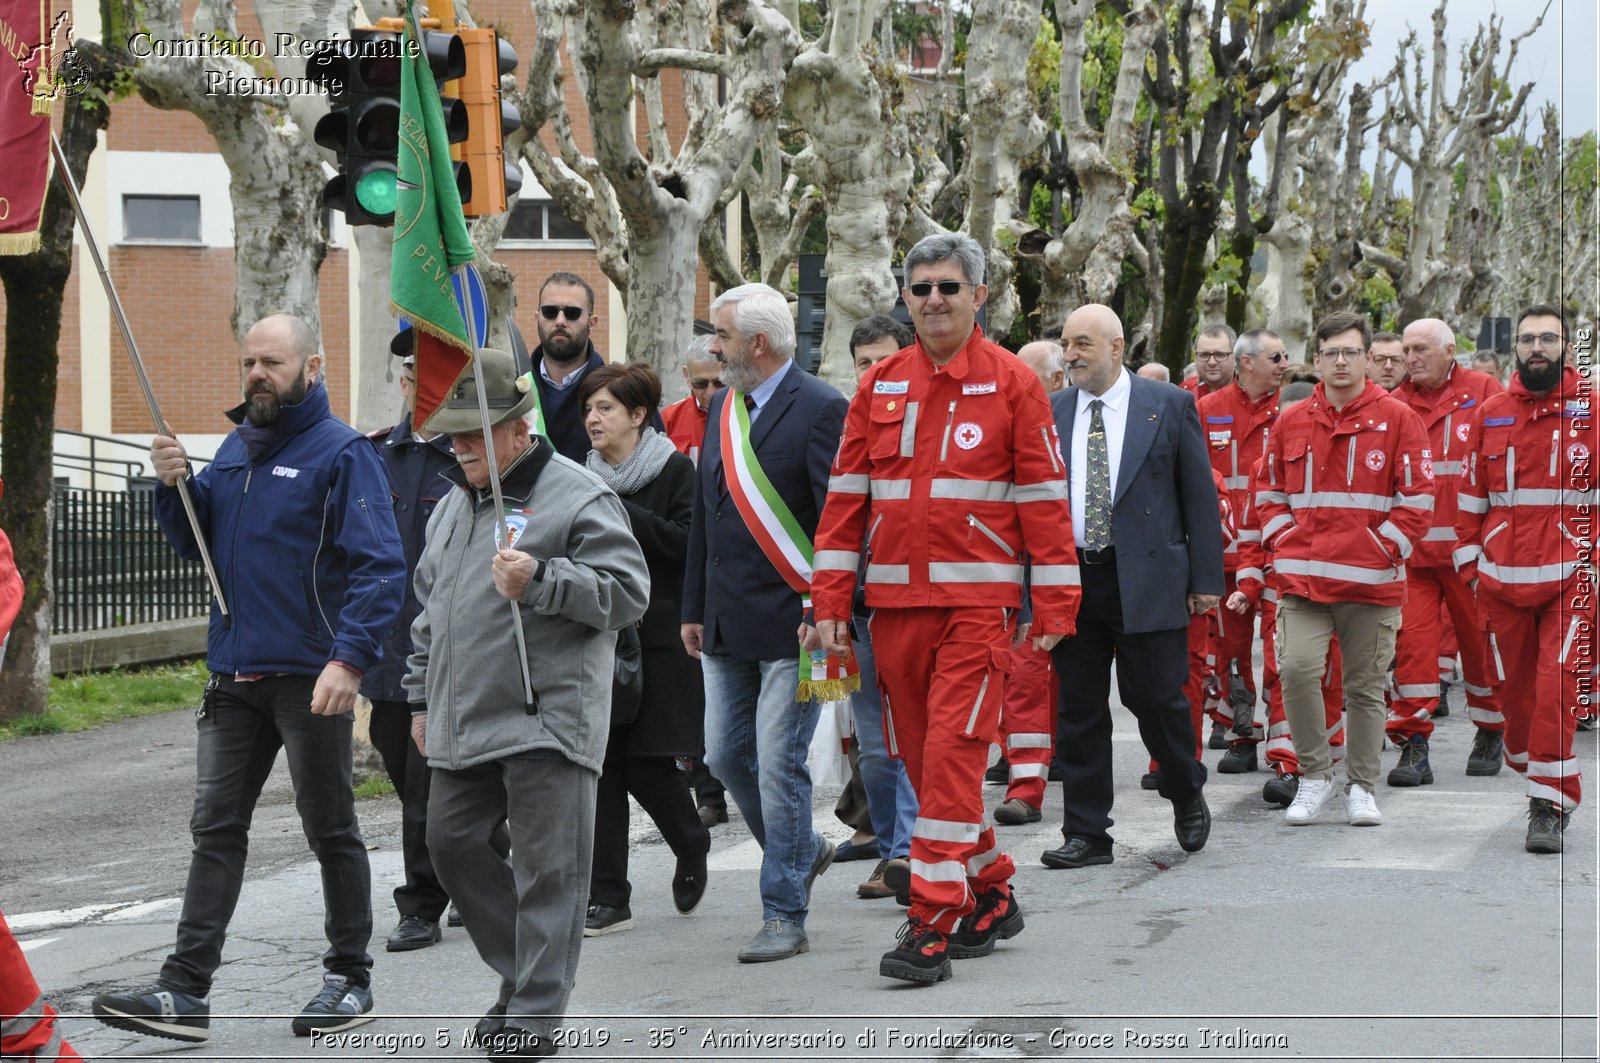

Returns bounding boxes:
[1365,450,1387,471]
[954,422,984,450]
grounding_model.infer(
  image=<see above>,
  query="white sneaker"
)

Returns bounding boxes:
[1284,777,1335,825]
[1346,784,1383,826]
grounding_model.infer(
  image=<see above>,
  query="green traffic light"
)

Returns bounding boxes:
[354,167,397,216]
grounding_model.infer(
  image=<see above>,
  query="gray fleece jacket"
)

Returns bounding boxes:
[403,441,650,773]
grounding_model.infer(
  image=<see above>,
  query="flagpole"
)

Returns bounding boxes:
[408,0,533,705]
[49,133,231,625]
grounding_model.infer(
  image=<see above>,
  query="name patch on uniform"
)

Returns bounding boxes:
[1209,430,1232,447]
[1484,417,1516,427]
[1206,415,1234,424]
[963,381,998,395]
[272,465,300,478]
[874,380,910,395]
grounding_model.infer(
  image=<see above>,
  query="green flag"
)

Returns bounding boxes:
[390,2,477,428]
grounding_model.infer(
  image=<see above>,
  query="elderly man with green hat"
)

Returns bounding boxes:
[403,346,649,1060]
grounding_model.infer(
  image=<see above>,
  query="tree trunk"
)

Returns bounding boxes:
[0,42,123,718]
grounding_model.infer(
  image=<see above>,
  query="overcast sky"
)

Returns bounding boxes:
[1346,0,1596,140]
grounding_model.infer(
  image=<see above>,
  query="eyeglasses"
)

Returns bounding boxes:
[1371,355,1405,368]
[1194,351,1232,363]
[907,280,974,298]
[1517,331,1565,348]
[690,377,724,390]
[539,304,587,322]
[1317,347,1365,363]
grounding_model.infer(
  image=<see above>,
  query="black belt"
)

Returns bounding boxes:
[1079,546,1115,565]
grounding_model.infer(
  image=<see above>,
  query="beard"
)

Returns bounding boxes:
[538,321,591,365]
[719,352,763,394]
[1516,356,1564,394]
[245,372,310,426]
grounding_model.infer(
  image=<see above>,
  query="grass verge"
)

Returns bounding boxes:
[0,660,208,742]
[354,776,396,800]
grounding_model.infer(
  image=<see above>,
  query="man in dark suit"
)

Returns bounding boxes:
[1043,303,1225,868]
[681,283,848,963]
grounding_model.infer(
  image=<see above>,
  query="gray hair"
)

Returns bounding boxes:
[1028,341,1065,375]
[681,333,716,369]
[1197,323,1237,348]
[1406,317,1455,348]
[711,283,796,361]
[904,232,986,286]
[1235,327,1281,361]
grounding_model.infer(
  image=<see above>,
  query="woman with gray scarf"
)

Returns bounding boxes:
[578,363,712,937]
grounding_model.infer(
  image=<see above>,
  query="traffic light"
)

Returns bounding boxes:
[309,29,404,226]
[419,27,471,204]
[452,29,522,218]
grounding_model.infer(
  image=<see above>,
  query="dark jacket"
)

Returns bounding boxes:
[612,450,703,756]
[533,345,606,462]
[1050,371,1224,634]
[155,381,406,676]
[682,360,848,660]
[361,413,457,701]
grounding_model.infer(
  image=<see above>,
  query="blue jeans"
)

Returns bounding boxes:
[160,675,373,995]
[701,653,824,924]
[849,623,917,859]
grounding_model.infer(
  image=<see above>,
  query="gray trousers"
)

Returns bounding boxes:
[428,755,597,1036]
[1277,594,1401,791]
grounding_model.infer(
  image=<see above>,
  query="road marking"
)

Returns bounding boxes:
[102,898,181,922]
[6,898,179,932]
[18,936,58,953]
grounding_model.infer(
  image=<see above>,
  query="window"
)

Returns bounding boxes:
[503,198,590,245]
[123,195,201,242]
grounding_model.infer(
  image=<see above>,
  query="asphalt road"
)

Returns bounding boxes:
[2,686,1596,1062]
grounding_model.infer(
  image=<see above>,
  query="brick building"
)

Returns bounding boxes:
[0,0,715,469]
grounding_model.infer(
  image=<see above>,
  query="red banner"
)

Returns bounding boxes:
[0,0,55,255]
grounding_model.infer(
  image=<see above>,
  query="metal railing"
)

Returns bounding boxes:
[51,483,211,634]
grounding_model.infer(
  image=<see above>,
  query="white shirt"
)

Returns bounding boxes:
[1070,366,1131,549]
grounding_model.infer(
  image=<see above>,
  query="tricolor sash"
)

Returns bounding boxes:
[720,390,859,701]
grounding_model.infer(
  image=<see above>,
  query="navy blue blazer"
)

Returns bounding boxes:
[1051,371,1225,634]
[682,362,848,660]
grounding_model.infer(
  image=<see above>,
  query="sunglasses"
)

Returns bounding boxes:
[690,377,724,390]
[539,304,587,322]
[907,280,974,298]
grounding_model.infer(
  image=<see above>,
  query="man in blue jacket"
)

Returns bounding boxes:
[92,313,405,1045]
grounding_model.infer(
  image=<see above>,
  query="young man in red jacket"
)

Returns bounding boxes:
[1255,311,1435,827]
[1455,303,1596,853]
[1384,318,1504,785]
[813,233,1079,985]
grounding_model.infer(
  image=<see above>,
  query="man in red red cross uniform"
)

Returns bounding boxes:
[1183,324,1237,402]
[1455,303,1597,854]
[1383,317,1505,785]
[813,233,1079,985]
[1196,328,1285,773]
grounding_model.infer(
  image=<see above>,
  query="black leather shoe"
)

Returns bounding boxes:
[698,804,728,827]
[673,853,708,914]
[1040,837,1113,869]
[385,915,441,952]
[475,1004,507,1042]
[446,904,463,928]
[1173,794,1211,853]
[488,1026,556,1059]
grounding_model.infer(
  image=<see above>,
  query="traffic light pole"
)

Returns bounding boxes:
[49,132,231,626]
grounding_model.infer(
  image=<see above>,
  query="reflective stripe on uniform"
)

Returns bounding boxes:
[1422,527,1457,541]
[930,478,1014,502]
[1235,566,1264,584]
[910,858,967,883]
[1300,491,1394,511]
[1013,480,1070,503]
[1377,520,1412,560]
[1431,460,1465,477]
[912,816,981,844]
[1392,684,1437,699]
[1224,475,1250,490]
[1262,514,1294,541]
[828,473,869,494]
[929,562,1023,584]
[866,563,910,584]
[1489,488,1599,508]
[1005,732,1052,750]
[1394,492,1435,511]
[1458,494,1489,513]
[0,995,45,1036]
[812,550,859,573]
[1274,558,1403,585]
[1452,544,1482,568]
[1029,564,1081,586]
[870,479,912,500]
[1480,559,1580,584]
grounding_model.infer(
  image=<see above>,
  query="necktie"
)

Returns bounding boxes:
[744,394,756,413]
[1084,398,1112,551]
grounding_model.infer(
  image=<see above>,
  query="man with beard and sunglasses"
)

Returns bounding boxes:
[93,314,405,1044]
[1455,303,1597,854]
[531,271,608,461]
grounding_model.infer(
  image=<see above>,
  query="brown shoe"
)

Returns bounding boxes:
[857,859,895,899]
[993,797,1042,825]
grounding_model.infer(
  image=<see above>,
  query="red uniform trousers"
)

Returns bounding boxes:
[869,606,1017,932]
[1210,572,1260,700]
[1,912,83,1061]
[1480,589,1588,812]
[1387,564,1502,739]
[1438,597,1460,682]
[1001,639,1057,808]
